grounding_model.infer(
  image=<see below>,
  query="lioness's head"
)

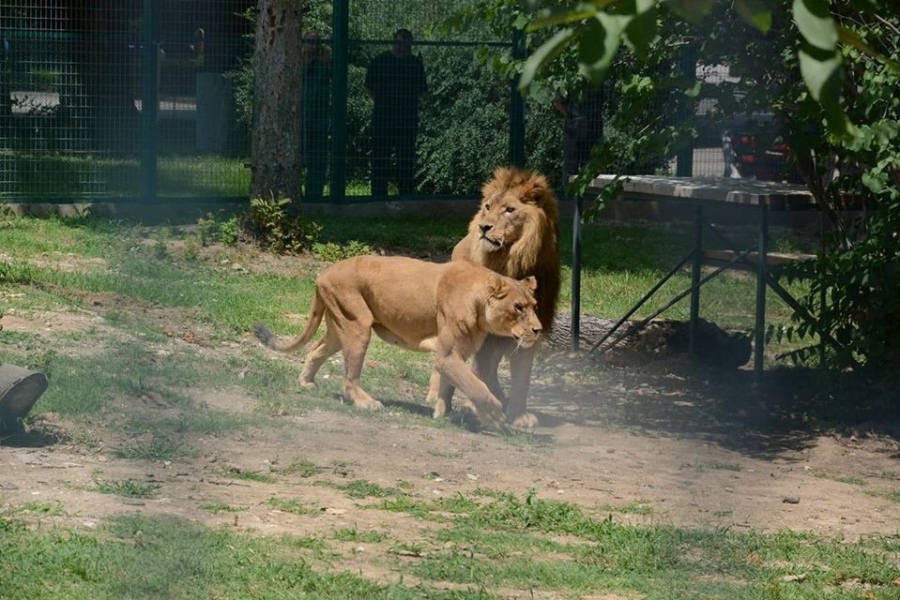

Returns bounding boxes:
[486,275,542,348]
[471,167,558,256]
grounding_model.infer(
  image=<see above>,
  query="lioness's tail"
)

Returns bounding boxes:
[252,290,325,353]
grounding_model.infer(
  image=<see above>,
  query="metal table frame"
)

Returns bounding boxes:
[570,175,826,374]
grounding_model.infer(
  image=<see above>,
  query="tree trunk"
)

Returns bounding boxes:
[249,0,302,203]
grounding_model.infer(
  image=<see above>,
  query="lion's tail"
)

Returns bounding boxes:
[252,290,326,353]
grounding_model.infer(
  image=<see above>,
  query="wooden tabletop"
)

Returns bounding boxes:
[588,175,817,211]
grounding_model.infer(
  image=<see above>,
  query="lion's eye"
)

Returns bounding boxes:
[514,303,524,314]
[484,203,491,212]
[504,206,515,213]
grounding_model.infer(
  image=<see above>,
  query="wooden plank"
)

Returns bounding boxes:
[700,249,816,270]
[588,174,817,210]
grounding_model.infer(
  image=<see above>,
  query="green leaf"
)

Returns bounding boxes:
[664,0,716,24]
[792,0,837,52]
[837,25,900,75]
[578,12,629,82]
[526,6,599,32]
[734,0,772,34]
[519,27,575,91]
[798,42,854,137]
[798,44,840,103]
[623,0,658,58]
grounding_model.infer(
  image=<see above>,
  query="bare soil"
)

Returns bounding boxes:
[2,246,899,584]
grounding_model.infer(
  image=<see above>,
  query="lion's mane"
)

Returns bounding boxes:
[452,166,561,330]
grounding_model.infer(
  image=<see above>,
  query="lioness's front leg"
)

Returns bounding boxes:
[472,336,507,406]
[435,351,506,432]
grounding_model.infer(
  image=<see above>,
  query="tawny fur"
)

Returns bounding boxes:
[452,166,561,329]
[253,255,542,432]
[440,166,562,430]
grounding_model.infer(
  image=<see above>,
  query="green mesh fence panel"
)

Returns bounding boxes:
[3,2,779,206]
[0,0,253,203]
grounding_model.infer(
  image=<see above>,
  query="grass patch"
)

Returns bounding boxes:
[280,459,326,478]
[14,501,68,517]
[598,501,654,515]
[94,479,160,499]
[224,469,277,484]
[267,497,320,516]
[1,491,898,598]
[199,503,246,514]
[867,489,900,503]
[111,435,190,462]
[336,479,404,500]
[334,526,385,543]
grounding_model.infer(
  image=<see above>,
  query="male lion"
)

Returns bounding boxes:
[252,255,542,431]
[432,166,561,431]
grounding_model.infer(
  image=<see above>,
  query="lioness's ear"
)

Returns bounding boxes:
[488,276,509,300]
[521,276,538,292]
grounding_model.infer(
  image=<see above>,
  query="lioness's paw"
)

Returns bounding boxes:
[474,404,509,434]
[432,399,448,419]
[508,411,539,432]
[354,398,385,411]
[299,380,316,389]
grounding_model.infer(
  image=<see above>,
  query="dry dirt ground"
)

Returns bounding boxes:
[2,246,899,586]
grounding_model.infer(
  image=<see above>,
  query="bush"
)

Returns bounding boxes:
[239,197,322,255]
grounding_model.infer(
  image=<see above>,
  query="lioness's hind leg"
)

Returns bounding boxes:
[300,328,341,388]
[333,315,383,411]
[430,368,456,419]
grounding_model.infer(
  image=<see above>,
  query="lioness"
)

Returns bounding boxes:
[430,167,561,431]
[252,255,542,431]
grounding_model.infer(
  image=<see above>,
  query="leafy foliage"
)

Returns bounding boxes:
[240,196,322,255]
[507,1,900,375]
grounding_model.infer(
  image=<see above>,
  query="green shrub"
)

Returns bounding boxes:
[240,197,322,255]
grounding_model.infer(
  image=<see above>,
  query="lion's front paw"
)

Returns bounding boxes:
[508,411,538,432]
[300,380,316,389]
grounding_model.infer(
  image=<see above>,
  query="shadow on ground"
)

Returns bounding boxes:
[530,351,900,459]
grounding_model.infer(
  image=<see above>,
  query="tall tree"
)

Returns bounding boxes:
[249,0,302,202]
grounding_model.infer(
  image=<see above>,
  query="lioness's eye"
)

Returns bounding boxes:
[504,206,515,213]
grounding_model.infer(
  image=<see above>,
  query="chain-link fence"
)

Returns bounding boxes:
[0,1,787,206]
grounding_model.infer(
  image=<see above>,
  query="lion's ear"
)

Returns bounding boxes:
[522,175,552,206]
[521,276,538,292]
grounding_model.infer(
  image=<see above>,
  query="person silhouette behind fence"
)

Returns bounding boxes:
[301,31,332,199]
[364,28,427,196]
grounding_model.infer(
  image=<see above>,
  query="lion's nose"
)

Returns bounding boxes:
[532,325,542,335]
[479,224,492,235]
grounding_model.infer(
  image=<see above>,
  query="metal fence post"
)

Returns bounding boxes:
[675,46,695,177]
[509,28,525,167]
[330,0,349,201]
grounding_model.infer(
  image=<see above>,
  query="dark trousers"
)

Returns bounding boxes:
[371,116,417,196]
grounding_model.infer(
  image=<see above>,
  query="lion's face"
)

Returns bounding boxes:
[486,276,542,348]
[473,191,533,254]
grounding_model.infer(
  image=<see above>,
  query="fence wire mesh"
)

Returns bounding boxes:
[0,1,785,205]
